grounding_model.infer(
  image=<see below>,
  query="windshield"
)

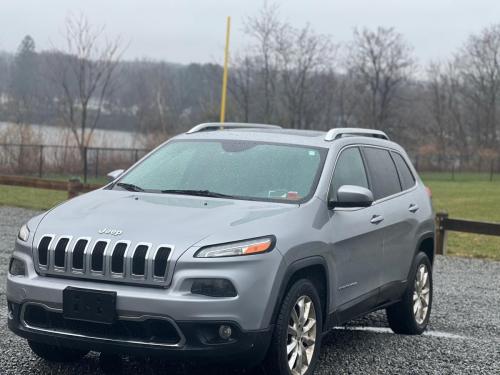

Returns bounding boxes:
[114,139,327,203]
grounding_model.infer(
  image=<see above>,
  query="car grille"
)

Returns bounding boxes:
[21,303,184,347]
[34,235,173,287]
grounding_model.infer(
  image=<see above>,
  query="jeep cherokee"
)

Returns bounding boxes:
[7,123,435,374]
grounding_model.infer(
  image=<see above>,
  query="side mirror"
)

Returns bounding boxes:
[329,185,374,209]
[107,169,125,181]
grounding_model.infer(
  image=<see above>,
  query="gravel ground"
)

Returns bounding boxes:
[1,206,499,374]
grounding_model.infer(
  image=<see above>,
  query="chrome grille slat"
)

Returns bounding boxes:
[91,240,109,273]
[54,237,71,270]
[34,234,173,287]
[37,236,53,269]
[153,247,171,279]
[111,242,129,275]
[71,238,90,271]
[131,244,150,277]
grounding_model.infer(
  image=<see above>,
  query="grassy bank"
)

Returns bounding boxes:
[0,184,67,210]
[422,173,500,260]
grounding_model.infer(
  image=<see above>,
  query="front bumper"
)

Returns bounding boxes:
[7,301,273,363]
[7,242,285,362]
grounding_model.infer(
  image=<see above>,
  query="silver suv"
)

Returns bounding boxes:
[7,124,435,374]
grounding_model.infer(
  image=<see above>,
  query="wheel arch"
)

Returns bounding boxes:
[271,256,330,332]
[414,232,435,265]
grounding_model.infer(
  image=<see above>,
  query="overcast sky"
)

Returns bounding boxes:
[1,0,500,65]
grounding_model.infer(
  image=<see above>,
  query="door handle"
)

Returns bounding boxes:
[370,215,384,224]
[408,204,419,213]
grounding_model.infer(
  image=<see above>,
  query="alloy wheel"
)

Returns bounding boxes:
[287,295,317,375]
[413,264,430,324]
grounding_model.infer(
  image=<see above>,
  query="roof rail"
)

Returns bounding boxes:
[186,122,282,134]
[324,128,390,141]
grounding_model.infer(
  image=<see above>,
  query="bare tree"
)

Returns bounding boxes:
[244,1,281,123]
[348,27,415,132]
[456,24,500,150]
[425,63,453,167]
[50,14,123,159]
[274,24,336,129]
[229,55,256,122]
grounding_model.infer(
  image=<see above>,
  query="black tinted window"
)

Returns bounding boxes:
[362,147,401,200]
[330,147,368,199]
[392,152,415,190]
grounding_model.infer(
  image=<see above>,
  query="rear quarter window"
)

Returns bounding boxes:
[362,147,402,200]
[391,152,416,190]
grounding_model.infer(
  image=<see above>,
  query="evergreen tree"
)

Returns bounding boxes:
[9,35,39,123]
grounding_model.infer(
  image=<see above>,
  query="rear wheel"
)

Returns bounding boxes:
[386,252,432,334]
[28,340,89,362]
[266,279,323,375]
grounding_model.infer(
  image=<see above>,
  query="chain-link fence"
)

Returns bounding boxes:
[412,153,500,181]
[2,143,500,184]
[0,143,149,183]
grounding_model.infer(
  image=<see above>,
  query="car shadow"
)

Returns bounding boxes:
[28,313,393,375]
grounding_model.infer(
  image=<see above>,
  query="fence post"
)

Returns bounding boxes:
[435,212,448,255]
[83,147,88,184]
[67,178,83,199]
[38,145,43,178]
[95,149,99,178]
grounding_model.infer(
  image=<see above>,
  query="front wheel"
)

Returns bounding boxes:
[386,252,433,335]
[266,279,323,375]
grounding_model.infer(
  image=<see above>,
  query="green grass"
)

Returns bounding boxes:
[422,173,500,260]
[0,184,67,210]
[1,172,500,260]
[30,173,109,185]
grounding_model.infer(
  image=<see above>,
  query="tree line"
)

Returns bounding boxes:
[1,6,500,170]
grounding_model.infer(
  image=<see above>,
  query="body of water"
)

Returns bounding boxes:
[0,122,140,148]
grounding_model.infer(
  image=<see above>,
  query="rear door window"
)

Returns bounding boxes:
[362,147,402,200]
[330,147,369,200]
[391,152,416,190]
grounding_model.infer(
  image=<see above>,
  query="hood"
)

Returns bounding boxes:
[35,189,297,257]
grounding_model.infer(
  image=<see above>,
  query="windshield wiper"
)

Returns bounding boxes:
[115,182,145,192]
[160,189,235,199]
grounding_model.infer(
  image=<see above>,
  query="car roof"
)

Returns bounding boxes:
[174,126,403,151]
[175,128,327,147]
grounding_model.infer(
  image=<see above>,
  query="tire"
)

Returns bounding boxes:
[265,279,323,375]
[386,252,433,335]
[28,340,89,362]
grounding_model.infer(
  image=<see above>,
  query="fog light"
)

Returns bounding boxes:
[9,258,26,276]
[219,325,232,340]
[191,278,237,297]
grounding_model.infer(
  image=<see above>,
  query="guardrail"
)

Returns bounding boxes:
[435,212,500,255]
[0,175,102,199]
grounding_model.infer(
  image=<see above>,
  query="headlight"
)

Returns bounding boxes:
[194,236,275,258]
[17,223,30,242]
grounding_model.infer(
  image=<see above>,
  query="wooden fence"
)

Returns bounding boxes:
[435,212,500,254]
[0,175,102,199]
[2,175,500,252]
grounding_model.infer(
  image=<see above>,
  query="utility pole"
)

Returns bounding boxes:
[220,16,231,126]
